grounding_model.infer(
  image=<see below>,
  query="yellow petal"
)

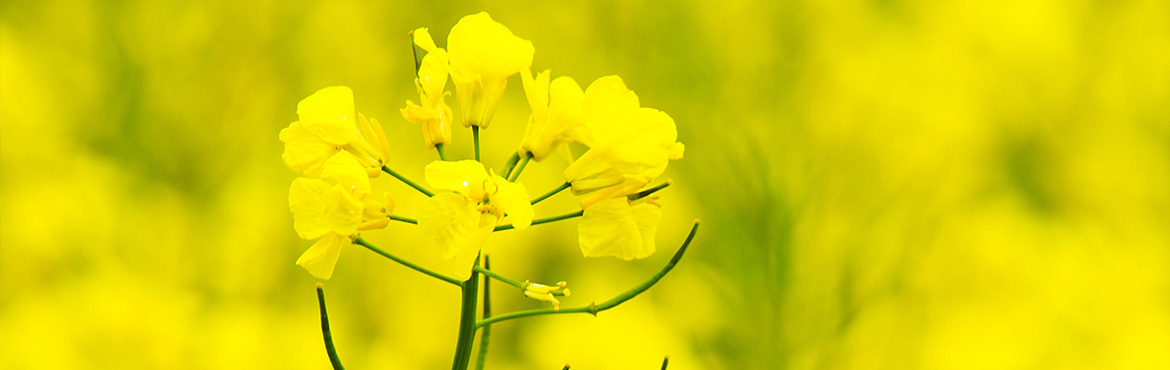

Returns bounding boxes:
[492,175,533,228]
[295,233,349,279]
[321,151,371,196]
[521,68,550,116]
[279,121,340,177]
[447,12,534,128]
[578,197,658,260]
[418,48,450,99]
[289,177,337,239]
[418,193,482,260]
[297,86,361,145]
[424,160,489,196]
[411,27,439,52]
[582,76,641,143]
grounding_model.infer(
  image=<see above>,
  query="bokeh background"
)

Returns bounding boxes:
[3,0,1169,369]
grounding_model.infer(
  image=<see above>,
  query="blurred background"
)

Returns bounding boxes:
[3,0,1169,369]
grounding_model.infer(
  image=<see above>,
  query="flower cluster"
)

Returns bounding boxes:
[280,11,684,283]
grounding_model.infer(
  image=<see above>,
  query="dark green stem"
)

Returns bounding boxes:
[661,357,670,370]
[501,152,521,178]
[475,256,492,370]
[628,180,673,202]
[508,154,532,182]
[472,126,481,162]
[436,143,448,161]
[531,182,571,205]
[316,284,346,370]
[451,255,481,370]
[476,221,700,328]
[382,166,434,197]
[389,215,418,224]
[353,237,461,286]
[494,210,583,231]
[409,31,421,78]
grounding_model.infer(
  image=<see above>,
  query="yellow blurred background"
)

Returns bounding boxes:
[3,0,1169,369]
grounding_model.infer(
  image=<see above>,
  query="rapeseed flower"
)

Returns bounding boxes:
[418,160,533,278]
[577,196,662,260]
[401,28,454,148]
[447,12,534,128]
[518,67,585,162]
[280,86,391,178]
[289,151,393,279]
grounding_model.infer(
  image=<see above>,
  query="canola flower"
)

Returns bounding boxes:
[279,12,698,370]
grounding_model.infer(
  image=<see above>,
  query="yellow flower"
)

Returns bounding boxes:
[418,160,533,279]
[401,28,454,148]
[447,12,534,128]
[289,151,393,279]
[577,196,662,260]
[518,67,586,162]
[280,86,391,178]
[563,76,685,208]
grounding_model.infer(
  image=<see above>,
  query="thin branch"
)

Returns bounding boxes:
[471,265,568,296]
[476,220,701,329]
[500,152,521,178]
[473,126,481,162]
[382,166,434,197]
[494,210,583,231]
[316,284,346,370]
[389,215,418,225]
[531,182,571,205]
[436,144,448,161]
[353,237,461,286]
[508,153,532,182]
[475,256,492,370]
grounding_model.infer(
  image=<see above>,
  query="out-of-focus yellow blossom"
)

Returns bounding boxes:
[289,151,394,279]
[577,196,662,260]
[418,160,533,279]
[522,281,571,310]
[518,67,585,161]
[447,12,534,128]
[280,86,391,178]
[563,76,684,208]
[401,28,454,148]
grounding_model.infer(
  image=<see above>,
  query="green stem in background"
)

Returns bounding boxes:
[661,357,669,370]
[382,166,434,197]
[476,220,700,329]
[451,255,481,370]
[389,215,418,224]
[530,182,571,205]
[471,265,568,297]
[475,256,492,370]
[628,180,673,202]
[409,30,421,77]
[500,152,520,178]
[472,126,481,162]
[436,143,448,161]
[562,365,571,370]
[493,210,583,232]
[353,237,461,286]
[508,153,532,182]
[315,284,346,370]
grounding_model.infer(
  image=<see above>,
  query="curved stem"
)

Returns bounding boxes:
[494,210,583,232]
[382,166,434,197]
[475,256,492,370]
[508,154,532,182]
[530,182,571,205]
[451,255,481,370]
[389,215,418,224]
[476,221,700,329]
[501,152,520,178]
[472,265,568,296]
[353,237,461,286]
[316,284,346,370]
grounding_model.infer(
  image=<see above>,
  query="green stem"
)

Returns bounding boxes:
[382,166,434,197]
[409,31,421,78]
[471,265,568,296]
[501,152,520,178]
[628,180,673,202]
[494,210,583,231]
[436,144,448,161]
[353,237,461,286]
[475,256,492,370]
[315,284,346,370]
[389,215,418,224]
[530,182,571,205]
[476,221,700,329]
[508,154,532,182]
[451,255,481,370]
[661,357,670,370]
[472,126,481,162]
